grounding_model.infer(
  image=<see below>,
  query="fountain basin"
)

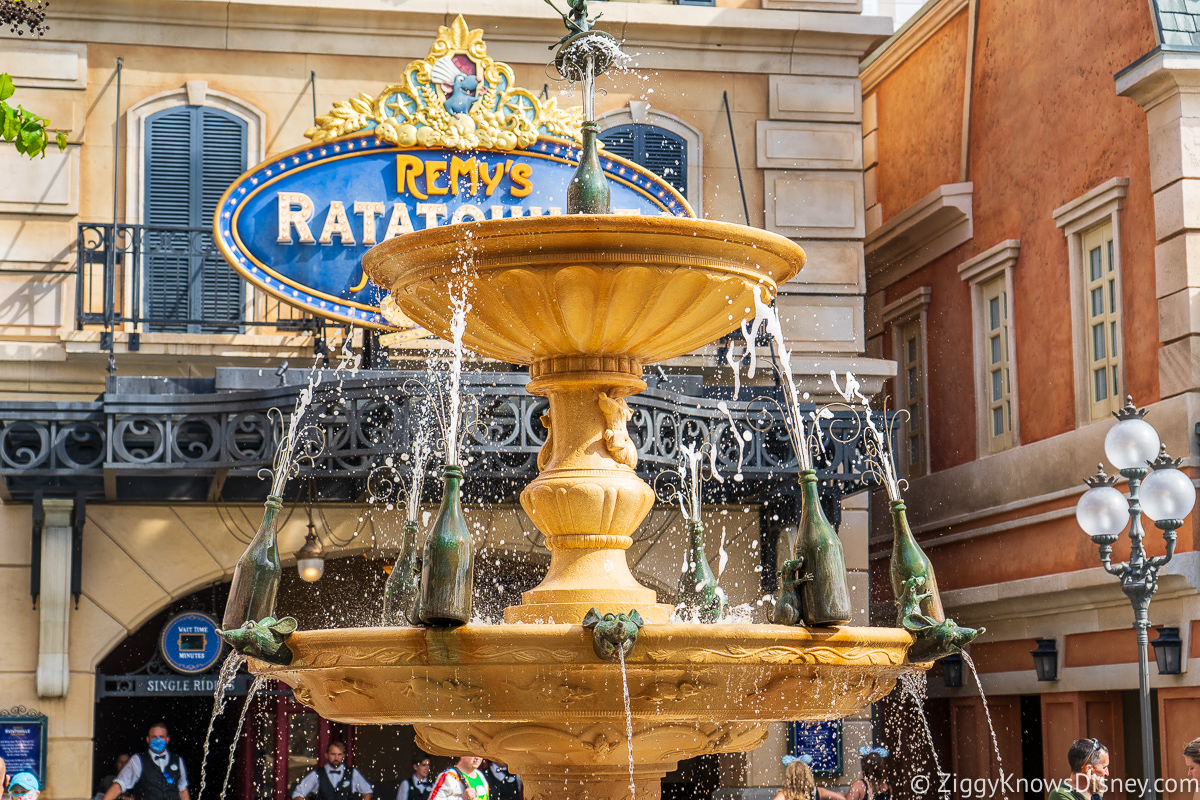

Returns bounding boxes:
[253,624,920,800]
[363,215,804,366]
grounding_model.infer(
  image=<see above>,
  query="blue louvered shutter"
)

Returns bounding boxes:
[143,105,246,333]
[198,109,247,332]
[598,123,687,199]
[144,108,194,332]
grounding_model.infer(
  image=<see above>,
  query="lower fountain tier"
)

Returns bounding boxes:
[251,623,919,724]
[252,624,921,800]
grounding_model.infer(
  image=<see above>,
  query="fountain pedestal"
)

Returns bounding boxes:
[512,354,670,623]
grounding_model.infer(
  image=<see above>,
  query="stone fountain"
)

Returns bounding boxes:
[229,9,972,800]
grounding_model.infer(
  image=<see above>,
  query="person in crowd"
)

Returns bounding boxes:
[1184,737,1200,800]
[396,755,434,800]
[292,741,373,800]
[774,755,844,800]
[1048,738,1109,800]
[5,773,39,800]
[485,760,522,800]
[94,754,131,800]
[844,747,890,800]
[103,723,189,800]
[430,756,489,800]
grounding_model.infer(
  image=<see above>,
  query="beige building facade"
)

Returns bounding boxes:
[0,1,892,797]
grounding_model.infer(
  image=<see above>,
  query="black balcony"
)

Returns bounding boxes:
[0,368,881,509]
[76,223,320,337]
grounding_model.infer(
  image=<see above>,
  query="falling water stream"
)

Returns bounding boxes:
[618,648,636,800]
[963,652,1009,800]
[444,293,469,465]
[900,671,949,798]
[219,676,267,797]
[197,652,246,799]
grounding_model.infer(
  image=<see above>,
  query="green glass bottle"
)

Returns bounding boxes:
[678,520,725,623]
[382,519,421,626]
[222,495,283,632]
[417,465,474,627]
[888,500,945,625]
[795,470,852,626]
[567,122,611,215]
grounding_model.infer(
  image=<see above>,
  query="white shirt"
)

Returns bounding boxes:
[292,764,373,798]
[114,752,189,793]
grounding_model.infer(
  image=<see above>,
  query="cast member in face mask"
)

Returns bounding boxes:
[102,723,190,800]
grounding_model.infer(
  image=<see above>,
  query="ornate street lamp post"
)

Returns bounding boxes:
[1075,399,1196,800]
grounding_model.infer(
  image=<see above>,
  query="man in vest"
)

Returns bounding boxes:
[485,761,522,800]
[430,756,489,800]
[102,723,189,800]
[292,741,373,800]
[396,755,433,800]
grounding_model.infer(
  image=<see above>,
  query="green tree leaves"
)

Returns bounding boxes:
[1,72,68,158]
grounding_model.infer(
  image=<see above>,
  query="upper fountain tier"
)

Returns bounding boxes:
[363,215,804,368]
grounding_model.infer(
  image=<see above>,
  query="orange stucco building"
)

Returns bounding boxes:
[863,0,1200,794]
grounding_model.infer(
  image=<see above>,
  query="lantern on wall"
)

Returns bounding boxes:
[1151,627,1183,675]
[1030,638,1058,682]
[940,653,963,688]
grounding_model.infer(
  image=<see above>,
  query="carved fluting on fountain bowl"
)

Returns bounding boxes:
[363,216,804,366]
[254,624,916,800]
[362,215,804,623]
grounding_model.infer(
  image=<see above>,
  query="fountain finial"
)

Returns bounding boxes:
[547,0,620,214]
[544,0,602,45]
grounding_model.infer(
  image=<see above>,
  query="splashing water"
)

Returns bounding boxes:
[444,291,470,466]
[900,671,950,798]
[618,648,636,799]
[268,358,325,498]
[197,652,246,798]
[739,286,814,471]
[724,344,742,399]
[830,370,903,502]
[716,400,745,481]
[220,676,266,798]
[962,652,1009,800]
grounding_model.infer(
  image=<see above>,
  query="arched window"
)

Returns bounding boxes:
[143,105,247,333]
[599,124,688,199]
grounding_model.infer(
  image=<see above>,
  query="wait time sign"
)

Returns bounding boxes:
[214,135,692,329]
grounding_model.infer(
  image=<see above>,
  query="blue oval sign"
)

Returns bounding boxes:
[215,136,693,329]
[159,612,223,674]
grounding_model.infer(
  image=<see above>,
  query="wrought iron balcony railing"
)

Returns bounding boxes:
[76,223,320,337]
[0,369,881,507]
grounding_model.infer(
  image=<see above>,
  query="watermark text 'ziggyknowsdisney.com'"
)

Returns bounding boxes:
[911,773,1200,798]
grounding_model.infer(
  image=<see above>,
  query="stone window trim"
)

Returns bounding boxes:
[881,286,932,478]
[124,81,267,226]
[958,239,1021,456]
[1052,177,1129,427]
[865,182,973,291]
[122,82,266,332]
[597,101,703,218]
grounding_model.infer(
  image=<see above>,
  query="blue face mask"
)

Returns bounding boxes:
[149,737,167,754]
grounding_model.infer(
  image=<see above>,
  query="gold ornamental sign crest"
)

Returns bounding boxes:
[305,15,583,150]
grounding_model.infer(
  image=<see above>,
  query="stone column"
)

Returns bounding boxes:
[37,497,74,698]
[1117,52,1200,396]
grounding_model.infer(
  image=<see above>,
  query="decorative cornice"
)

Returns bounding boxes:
[881,285,931,325]
[1052,177,1129,236]
[24,0,892,75]
[865,181,973,290]
[957,238,1020,285]
[859,0,969,94]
